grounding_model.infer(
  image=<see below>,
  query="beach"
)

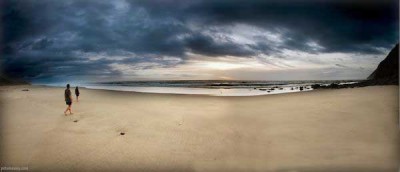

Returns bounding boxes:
[0,85,399,172]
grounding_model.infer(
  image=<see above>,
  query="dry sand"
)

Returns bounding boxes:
[0,85,399,172]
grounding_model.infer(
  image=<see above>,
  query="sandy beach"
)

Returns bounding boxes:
[0,85,398,172]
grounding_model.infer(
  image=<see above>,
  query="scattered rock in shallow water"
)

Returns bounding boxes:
[22,89,29,91]
[299,87,304,91]
[328,83,339,88]
[311,84,321,89]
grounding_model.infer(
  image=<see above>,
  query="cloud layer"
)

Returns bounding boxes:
[1,0,398,82]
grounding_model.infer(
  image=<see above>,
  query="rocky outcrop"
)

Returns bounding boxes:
[367,43,399,85]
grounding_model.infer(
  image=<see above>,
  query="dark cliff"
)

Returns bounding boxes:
[367,44,399,85]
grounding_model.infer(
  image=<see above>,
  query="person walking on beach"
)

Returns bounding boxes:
[64,84,73,115]
[75,86,80,102]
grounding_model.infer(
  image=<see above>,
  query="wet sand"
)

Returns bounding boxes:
[0,85,399,172]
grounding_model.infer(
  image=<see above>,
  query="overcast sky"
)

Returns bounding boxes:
[1,0,399,83]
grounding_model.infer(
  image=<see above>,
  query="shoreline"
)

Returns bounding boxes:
[31,79,363,97]
[2,83,399,99]
[30,84,317,97]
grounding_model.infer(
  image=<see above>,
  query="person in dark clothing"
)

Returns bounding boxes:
[75,86,80,102]
[64,84,73,115]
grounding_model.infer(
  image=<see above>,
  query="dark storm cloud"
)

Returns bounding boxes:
[196,0,396,52]
[1,0,398,81]
[1,52,122,79]
[184,33,256,57]
[134,0,398,53]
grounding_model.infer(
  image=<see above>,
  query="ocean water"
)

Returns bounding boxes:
[81,80,360,96]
